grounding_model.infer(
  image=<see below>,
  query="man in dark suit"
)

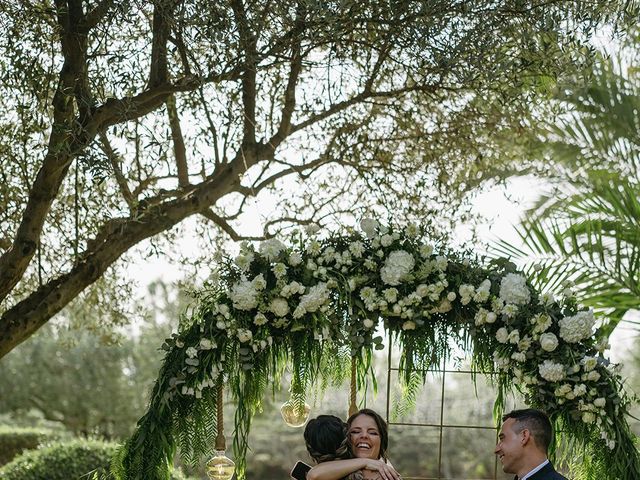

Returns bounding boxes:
[495,409,568,480]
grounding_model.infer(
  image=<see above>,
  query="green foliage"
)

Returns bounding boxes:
[493,51,640,337]
[0,439,195,480]
[0,439,117,480]
[0,427,61,466]
[0,303,178,439]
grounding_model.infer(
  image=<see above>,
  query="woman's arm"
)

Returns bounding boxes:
[306,458,400,480]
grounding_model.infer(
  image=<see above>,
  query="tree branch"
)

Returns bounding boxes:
[0,158,244,359]
[148,0,177,88]
[98,131,136,209]
[231,0,258,144]
[166,94,190,187]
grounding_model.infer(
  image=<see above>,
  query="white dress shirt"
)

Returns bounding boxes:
[520,459,549,480]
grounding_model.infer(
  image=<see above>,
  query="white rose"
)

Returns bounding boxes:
[402,320,416,330]
[363,318,374,329]
[199,338,215,350]
[269,297,290,317]
[486,312,497,324]
[539,332,559,352]
[495,327,509,344]
[581,412,596,424]
[594,397,606,408]
[586,370,601,382]
[508,329,520,344]
[447,291,457,301]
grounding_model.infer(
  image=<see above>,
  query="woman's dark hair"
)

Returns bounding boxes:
[304,415,351,463]
[346,408,389,460]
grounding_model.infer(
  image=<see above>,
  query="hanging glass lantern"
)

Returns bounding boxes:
[280,397,311,427]
[206,450,236,480]
[206,380,235,480]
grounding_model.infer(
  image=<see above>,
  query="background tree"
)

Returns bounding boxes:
[493,37,640,337]
[0,0,631,359]
[0,280,187,438]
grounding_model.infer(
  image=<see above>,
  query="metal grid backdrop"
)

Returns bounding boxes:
[380,346,513,480]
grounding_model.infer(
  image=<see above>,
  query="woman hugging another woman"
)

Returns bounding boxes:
[303,409,401,480]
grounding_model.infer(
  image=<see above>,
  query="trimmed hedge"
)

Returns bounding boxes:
[0,427,61,466]
[0,439,194,480]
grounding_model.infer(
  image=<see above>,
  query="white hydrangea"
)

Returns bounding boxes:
[269,297,290,317]
[259,238,286,261]
[539,360,565,382]
[380,234,394,247]
[230,279,259,310]
[380,250,415,286]
[293,283,330,318]
[559,310,596,343]
[360,218,379,237]
[539,332,559,352]
[499,273,530,305]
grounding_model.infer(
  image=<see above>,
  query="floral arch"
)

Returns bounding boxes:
[115,221,639,480]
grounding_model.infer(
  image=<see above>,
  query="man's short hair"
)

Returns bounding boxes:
[502,409,553,452]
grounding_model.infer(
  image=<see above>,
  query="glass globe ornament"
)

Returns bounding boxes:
[206,450,236,480]
[280,398,311,427]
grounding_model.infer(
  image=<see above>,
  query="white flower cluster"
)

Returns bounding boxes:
[259,238,286,261]
[380,250,415,285]
[538,359,565,382]
[559,310,596,343]
[499,273,530,305]
[293,283,330,318]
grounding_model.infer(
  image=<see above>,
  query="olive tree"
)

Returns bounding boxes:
[0,0,628,358]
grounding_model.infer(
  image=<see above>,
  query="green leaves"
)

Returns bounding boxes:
[495,53,640,337]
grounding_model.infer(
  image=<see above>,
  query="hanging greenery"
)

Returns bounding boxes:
[114,221,639,480]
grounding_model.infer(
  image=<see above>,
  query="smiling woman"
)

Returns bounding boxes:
[306,409,399,480]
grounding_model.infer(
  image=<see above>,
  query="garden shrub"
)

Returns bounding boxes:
[0,438,196,480]
[0,426,61,466]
